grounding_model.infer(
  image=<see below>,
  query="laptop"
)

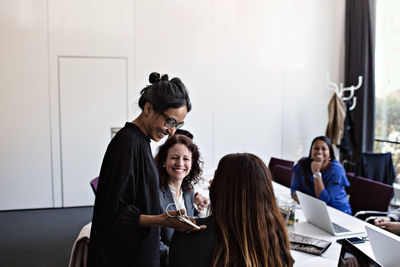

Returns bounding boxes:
[297,191,363,236]
[365,225,400,267]
[337,239,382,267]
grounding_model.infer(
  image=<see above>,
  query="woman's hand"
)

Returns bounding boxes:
[311,160,322,174]
[194,192,209,211]
[344,256,360,267]
[291,192,299,204]
[139,211,206,231]
[374,216,391,225]
[159,209,207,232]
[375,219,400,235]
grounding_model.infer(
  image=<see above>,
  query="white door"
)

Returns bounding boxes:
[59,56,128,207]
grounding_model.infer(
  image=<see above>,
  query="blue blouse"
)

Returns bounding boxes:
[291,158,352,214]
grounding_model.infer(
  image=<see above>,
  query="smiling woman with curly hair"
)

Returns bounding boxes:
[155,134,203,267]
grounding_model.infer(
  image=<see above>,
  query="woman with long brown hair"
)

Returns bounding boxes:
[169,153,294,267]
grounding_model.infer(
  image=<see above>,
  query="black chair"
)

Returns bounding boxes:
[268,157,294,172]
[355,152,396,185]
[350,176,393,218]
[271,164,293,188]
[345,172,355,195]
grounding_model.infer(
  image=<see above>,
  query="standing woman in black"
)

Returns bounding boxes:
[87,72,204,267]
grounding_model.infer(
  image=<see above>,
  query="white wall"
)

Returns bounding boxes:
[0,0,53,210]
[0,0,345,210]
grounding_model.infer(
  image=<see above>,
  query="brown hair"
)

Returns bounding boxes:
[155,135,202,192]
[209,153,294,267]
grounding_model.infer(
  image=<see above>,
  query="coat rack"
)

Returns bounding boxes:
[327,73,363,110]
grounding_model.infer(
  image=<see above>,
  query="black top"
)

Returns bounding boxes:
[169,217,215,267]
[355,152,396,185]
[87,122,160,267]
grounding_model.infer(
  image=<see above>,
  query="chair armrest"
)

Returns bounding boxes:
[354,210,389,221]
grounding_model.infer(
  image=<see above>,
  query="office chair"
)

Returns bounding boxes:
[271,164,293,188]
[268,157,294,172]
[350,176,393,218]
[68,222,91,267]
[345,172,355,195]
[90,177,99,195]
[355,152,396,185]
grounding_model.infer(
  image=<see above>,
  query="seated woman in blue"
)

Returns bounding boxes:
[291,136,352,214]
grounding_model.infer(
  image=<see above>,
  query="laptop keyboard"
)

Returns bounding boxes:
[332,222,350,233]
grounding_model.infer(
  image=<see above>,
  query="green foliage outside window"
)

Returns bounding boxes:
[375,95,400,183]
[374,0,400,183]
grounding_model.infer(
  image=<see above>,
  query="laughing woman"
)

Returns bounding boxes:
[290,136,351,214]
[155,134,203,267]
[88,73,204,267]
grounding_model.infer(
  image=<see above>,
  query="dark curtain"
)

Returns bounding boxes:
[344,0,376,164]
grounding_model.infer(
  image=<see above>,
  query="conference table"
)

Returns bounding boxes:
[272,181,379,266]
[195,179,384,266]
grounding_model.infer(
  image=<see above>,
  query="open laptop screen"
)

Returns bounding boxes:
[366,225,400,266]
[337,239,382,267]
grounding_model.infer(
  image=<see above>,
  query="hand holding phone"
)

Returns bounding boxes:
[165,204,201,230]
[178,215,200,230]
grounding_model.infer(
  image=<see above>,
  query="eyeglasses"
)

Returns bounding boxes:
[161,112,184,129]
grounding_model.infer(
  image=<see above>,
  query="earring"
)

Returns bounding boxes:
[163,165,165,168]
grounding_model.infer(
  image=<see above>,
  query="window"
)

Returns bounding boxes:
[374,0,400,182]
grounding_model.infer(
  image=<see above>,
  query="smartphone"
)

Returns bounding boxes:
[178,216,200,230]
[336,237,365,244]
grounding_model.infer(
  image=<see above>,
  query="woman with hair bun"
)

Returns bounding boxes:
[88,72,205,267]
[170,153,294,267]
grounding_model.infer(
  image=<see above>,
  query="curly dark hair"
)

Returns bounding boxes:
[155,135,203,193]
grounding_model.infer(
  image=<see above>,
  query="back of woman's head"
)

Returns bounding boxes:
[174,129,194,140]
[155,134,202,192]
[138,72,192,113]
[209,153,293,267]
